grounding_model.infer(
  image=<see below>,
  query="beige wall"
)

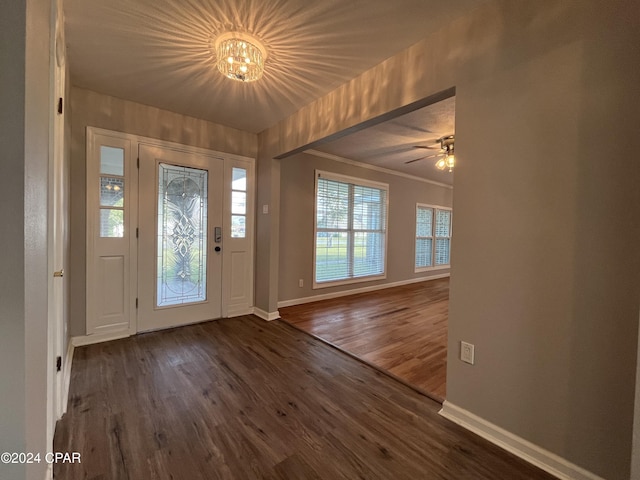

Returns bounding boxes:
[68,87,258,336]
[279,152,452,303]
[258,1,640,478]
[0,0,51,479]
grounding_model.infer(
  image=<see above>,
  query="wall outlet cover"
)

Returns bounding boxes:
[461,341,475,365]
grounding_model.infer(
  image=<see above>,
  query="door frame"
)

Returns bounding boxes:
[84,127,255,341]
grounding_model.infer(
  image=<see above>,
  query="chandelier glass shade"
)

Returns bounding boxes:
[215,32,266,82]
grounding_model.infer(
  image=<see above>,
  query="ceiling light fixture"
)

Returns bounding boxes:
[435,141,455,172]
[436,145,456,172]
[407,134,455,172]
[214,32,266,82]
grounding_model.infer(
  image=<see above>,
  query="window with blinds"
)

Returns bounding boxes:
[314,171,388,287]
[415,204,452,270]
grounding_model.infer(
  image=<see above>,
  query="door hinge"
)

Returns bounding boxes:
[56,356,62,372]
[136,227,139,238]
[57,97,63,115]
[136,298,138,309]
[137,157,140,168]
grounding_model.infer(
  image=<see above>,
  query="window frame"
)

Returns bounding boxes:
[313,170,389,289]
[415,203,452,272]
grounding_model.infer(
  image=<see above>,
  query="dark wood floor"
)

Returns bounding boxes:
[54,316,555,480]
[281,278,448,401]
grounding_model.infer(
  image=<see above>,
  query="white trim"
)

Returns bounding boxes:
[253,307,281,321]
[278,273,450,308]
[61,340,74,416]
[45,464,52,480]
[89,127,254,164]
[307,149,453,189]
[316,169,389,190]
[415,265,451,273]
[439,401,605,480]
[314,273,388,290]
[71,331,131,347]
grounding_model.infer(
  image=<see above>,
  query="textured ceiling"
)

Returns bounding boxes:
[313,96,456,185]
[65,0,482,134]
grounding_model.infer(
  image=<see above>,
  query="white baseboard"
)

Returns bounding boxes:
[278,273,450,308]
[61,340,74,416]
[439,401,604,480]
[71,330,131,347]
[253,307,281,321]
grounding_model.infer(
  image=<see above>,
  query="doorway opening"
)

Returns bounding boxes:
[278,93,455,403]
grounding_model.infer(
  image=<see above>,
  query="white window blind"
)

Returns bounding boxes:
[416,204,452,269]
[315,171,388,286]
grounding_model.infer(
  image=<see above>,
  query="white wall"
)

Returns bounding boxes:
[257,1,640,478]
[0,0,52,479]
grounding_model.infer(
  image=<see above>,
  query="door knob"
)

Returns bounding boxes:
[53,269,64,277]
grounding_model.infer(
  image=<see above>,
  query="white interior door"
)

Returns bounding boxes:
[47,1,66,449]
[138,145,223,332]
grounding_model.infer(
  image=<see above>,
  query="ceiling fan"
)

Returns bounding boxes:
[405,134,455,171]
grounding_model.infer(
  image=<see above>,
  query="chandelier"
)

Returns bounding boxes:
[214,32,266,82]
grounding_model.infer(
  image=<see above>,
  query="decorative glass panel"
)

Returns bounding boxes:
[100,146,124,176]
[231,191,246,215]
[100,209,124,237]
[232,167,247,191]
[435,238,451,265]
[157,163,208,307]
[416,238,433,267]
[100,177,124,207]
[231,215,246,238]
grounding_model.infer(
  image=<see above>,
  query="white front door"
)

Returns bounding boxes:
[137,145,224,332]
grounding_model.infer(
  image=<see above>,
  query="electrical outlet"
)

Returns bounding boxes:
[460,341,475,365]
[298,279,304,288]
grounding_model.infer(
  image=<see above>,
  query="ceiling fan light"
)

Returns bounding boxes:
[446,154,455,168]
[215,32,267,82]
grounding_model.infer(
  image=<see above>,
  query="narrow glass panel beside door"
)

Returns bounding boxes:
[231,167,247,238]
[157,163,208,307]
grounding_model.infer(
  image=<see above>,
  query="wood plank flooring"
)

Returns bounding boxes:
[280,278,449,401]
[53,316,555,480]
